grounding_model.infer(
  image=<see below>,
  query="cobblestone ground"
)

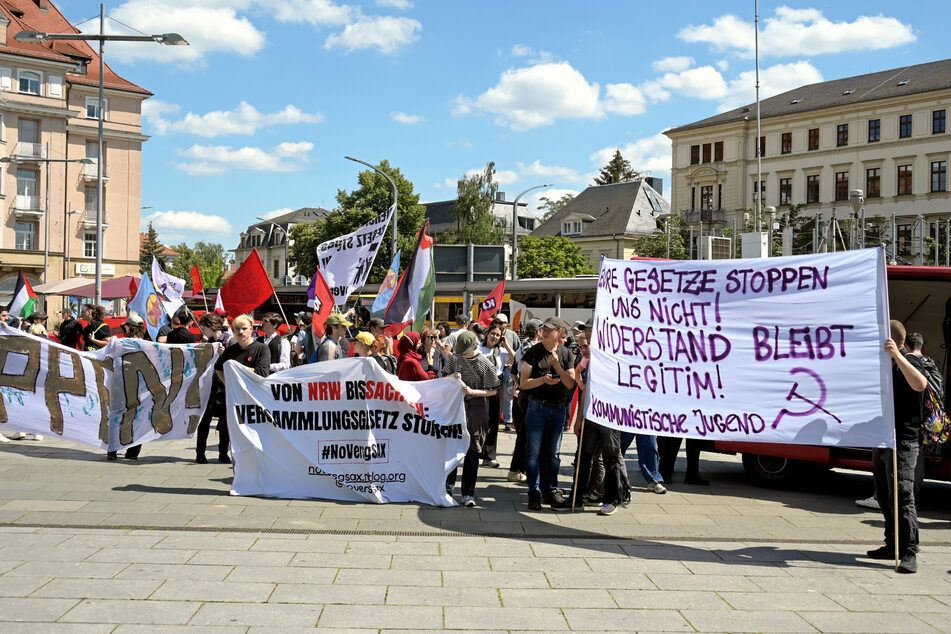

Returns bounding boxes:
[1,429,950,632]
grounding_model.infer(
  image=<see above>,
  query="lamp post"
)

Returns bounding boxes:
[511,184,550,281]
[65,209,82,279]
[765,205,776,256]
[849,189,865,249]
[16,5,187,305]
[344,156,398,258]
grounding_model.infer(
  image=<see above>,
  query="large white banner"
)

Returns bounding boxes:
[587,249,894,448]
[316,203,395,305]
[0,326,218,449]
[224,356,468,506]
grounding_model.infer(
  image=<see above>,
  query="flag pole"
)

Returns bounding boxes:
[271,286,290,331]
[893,448,899,570]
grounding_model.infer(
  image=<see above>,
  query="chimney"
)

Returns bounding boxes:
[35,0,50,11]
[0,11,9,46]
[495,191,506,202]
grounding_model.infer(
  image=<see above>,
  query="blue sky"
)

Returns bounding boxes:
[57,1,941,252]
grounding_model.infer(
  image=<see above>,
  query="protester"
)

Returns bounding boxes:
[26,311,49,338]
[519,317,576,510]
[294,313,315,364]
[866,319,928,574]
[419,326,447,376]
[0,308,13,327]
[904,331,942,498]
[209,314,271,464]
[261,312,291,374]
[396,331,434,381]
[657,437,711,486]
[109,313,147,461]
[491,314,519,431]
[368,317,393,355]
[58,309,82,350]
[443,330,500,506]
[436,321,451,339]
[165,307,197,344]
[443,312,470,352]
[506,318,542,483]
[195,312,227,464]
[369,334,398,374]
[352,331,375,358]
[479,323,514,469]
[81,304,111,350]
[620,431,667,494]
[312,313,351,362]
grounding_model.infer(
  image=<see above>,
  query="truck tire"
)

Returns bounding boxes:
[741,453,803,488]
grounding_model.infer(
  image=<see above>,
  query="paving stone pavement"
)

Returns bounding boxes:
[1,429,951,632]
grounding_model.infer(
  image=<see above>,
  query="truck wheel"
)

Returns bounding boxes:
[741,453,802,487]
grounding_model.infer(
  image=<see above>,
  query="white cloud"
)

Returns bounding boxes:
[716,59,729,71]
[324,15,421,54]
[391,112,423,124]
[517,160,584,184]
[142,210,233,235]
[716,61,824,111]
[603,83,648,116]
[590,133,672,177]
[146,101,323,137]
[175,141,313,175]
[678,7,915,58]
[260,207,293,220]
[466,62,604,130]
[648,65,730,100]
[529,188,580,216]
[103,1,265,64]
[511,44,534,57]
[433,177,457,190]
[652,56,694,72]
[509,43,553,64]
[457,167,519,186]
[141,99,180,135]
[270,0,355,26]
[377,0,413,9]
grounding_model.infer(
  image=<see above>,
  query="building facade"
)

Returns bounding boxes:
[665,59,951,262]
[0,0,150,302]
[233,207,329,285]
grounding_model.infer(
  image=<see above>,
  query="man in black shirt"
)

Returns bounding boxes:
[519,317,575,509]
[166,307,197,344]
[867,319,928,574]
[81,304,111,350]
[58,309,82,349]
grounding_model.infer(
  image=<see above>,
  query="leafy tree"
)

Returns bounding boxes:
[632,217,687,259]
[537,193,575,221]
[139,222,166,274]
[442,161,505,245]
[169,241,226,289]
[593,149,639,185]
[288,160,426,282]
[517,236,594,278]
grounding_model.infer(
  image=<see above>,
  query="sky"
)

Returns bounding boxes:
[55,1,944,252]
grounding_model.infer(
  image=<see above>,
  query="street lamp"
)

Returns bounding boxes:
[849,189,865,249]
[511,184,550,281]
[0,154,93,286]
[15,5,188,305]
[345,156,398,258]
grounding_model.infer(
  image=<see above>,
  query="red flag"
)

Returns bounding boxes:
[190,265,203,295]
[477,280,506,326]
[310,267,335,339]
[128,277,139,299]
[218,249,273,317]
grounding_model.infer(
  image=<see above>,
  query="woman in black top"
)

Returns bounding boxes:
[166,307,197,344]
[210,314,270,464]
[81,304,111,350]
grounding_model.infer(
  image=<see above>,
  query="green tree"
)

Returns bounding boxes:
[442,161,505,245]
[169,241,226,290]
[537,193,575,221]
[288,160,426,282]
[517,236,594,278]
[593,149,639,185]
[632,217,687,259]
[139,222,166,274]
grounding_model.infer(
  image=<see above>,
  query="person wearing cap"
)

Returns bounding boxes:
[352,331,375,358]
[490,313,519,430]
[260,312,291,374]
[312,313,351,362]
[505,318,543,482]
[519,316,576,510]
[443,312,471,352]
[27,311,49,338]
[368,317,394,357]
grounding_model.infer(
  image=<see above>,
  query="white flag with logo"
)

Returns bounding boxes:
[316,203,395,305]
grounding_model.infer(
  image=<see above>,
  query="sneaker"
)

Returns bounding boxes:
[0,433,10,443]
[29,434,43,441]
[196,454,208,464]
[106,452,117,461]
[897,554,917,574]
[506,471,527,483]
[550,498,582,512]
[647,481,667,494]
[866,545,893,560]
[528,490,542,510]
[461,495,476,507]
[855,496,879,510]
[583,494,602,507]
[481,459,500,468]
[10,432,25,440]
[598,503,617,516]
[543,489,566,505]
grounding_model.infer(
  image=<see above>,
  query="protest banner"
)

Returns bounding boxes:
[0,326,218,449]
[587,248,894,448]
[316,203,395,305]
[224,356,468,506]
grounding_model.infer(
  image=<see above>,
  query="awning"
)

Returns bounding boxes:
[32,278,96,295]
[70,275,141,299]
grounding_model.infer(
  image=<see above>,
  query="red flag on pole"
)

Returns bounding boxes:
[218,249,273,316]
[477,279,506,326]
[310,267,335,339]
[190,265,203,295]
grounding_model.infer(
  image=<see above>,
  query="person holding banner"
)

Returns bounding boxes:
[442,330,501,507]
[419,327,447,376]
[396,332,435,381]
[312,313,351,363]
[81,304,111,351]
[479,323,514,469]
[867,320,929,574]
[261,313,291,374]
[108,313,148,461]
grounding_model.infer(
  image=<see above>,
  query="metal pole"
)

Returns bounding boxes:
[934,221,939,266]
[860,204,866,249]
[754,0,762,231]
[511,184,550,281]
[43,141,49,286]
[814,212,819,254]
[699,221,704,260]
[95,3,104,306]
[891,213,897,263]
[344,156,398,259]
[918,216,924,265]
[732,218,737,257]
[666,219,671,258]
[946,218,950,267]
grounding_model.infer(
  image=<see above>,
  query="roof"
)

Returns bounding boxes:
[0,0,150,95]
[423,199,533,236]
[666,58,951,135]
[238,207,330,249]
[139,233,179,258]
[530,180,667,239]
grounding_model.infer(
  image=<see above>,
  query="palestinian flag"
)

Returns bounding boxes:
[384,221,435,333]
[7,270,37,319]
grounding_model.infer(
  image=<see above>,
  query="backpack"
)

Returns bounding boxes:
[917,355,949,445]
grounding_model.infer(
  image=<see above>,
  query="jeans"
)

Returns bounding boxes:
[501,367,513,423]
[872,441,920,556]
[620,432,664,484]
[524,399,566,494]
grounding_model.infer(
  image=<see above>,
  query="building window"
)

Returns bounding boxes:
[18,118,38,144]
[714,141,723,162]
[897,164,912,195]
[899,114,912,138]
[781,132,791,154]
[866,168,881,198]
[934,110,947,134]
[700,185,713,210]
[806,175,820,203]
[779,178,792,205]
[836,124,848,147]
[753,180,765,204]
[15,222,35,250]
[85,97,107,120]
[83,232,97,258]
[808,128,819,150]
[702,143,711,163]
[690,145,700,165]
[897,224,912,257]
[758,136,765,157]
[17,70,40,95]
[868,119,881,142]
[561,221,581,235]
[835,171,849,201]
[273,259,280,279]
[691,187,695,209]
[932,161,947,193]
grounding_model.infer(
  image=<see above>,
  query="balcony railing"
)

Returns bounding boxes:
[14,195,44,217]
[82,160,110,181]
[81,210,108,228]
[681,208,727,224]
[13,142,45,160]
